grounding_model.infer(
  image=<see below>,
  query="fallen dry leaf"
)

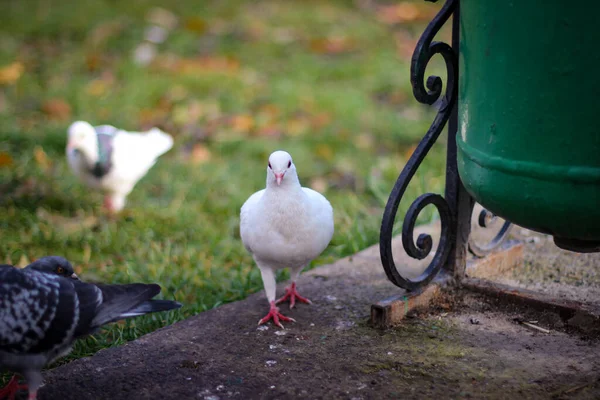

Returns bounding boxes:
[255,123,282,138]
[310,112,331,129]
[138,107,169,129]
[184,16,207,34]
[191,143,212,164]
[85,53,102,72]
[42,98,71,121]
[86,73,115,96]
[309,37,357,55]
[0,62,24,85]
[376,2,437,25]
[0,152,13,167]
[315,144,334,161]
[33,146,52,171]
[156,56,240,75]
[285,116,310,136]
[230,114,254,133]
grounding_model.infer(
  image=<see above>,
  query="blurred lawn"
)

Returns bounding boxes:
[0,0,450,365]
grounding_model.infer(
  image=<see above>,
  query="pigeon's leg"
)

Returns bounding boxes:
[257,266,295,328]
[276,266,311,309]
[23,370,42,400]
[0,375,28,400]
[103,195,114,213]
[109,193,126,213]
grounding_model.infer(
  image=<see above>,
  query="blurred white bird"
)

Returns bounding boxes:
[66,121,173,213]
[240,150,334,328]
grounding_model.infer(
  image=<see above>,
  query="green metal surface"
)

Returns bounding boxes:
[457,1,600,243]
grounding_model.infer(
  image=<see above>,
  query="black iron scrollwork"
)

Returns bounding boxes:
[468,207,513,257]
[380,0,458,291]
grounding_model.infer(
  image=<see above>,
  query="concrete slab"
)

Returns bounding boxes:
[38,226,600,399]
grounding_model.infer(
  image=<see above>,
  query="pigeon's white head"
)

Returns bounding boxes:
[267,150,298,187]
[67,121,97,159]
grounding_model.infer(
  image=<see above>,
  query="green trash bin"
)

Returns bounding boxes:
[457,1,600,252]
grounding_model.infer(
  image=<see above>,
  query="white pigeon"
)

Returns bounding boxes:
[66,121,174,213]
[0,257,181,400]
[240,150,334,328]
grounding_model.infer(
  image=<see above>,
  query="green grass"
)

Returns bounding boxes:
[0,0,450,369]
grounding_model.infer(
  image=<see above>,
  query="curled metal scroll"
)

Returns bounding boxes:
[468,207,513,257]
[380,0,458,291]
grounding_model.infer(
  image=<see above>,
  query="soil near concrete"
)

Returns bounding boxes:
[38,227,600,400]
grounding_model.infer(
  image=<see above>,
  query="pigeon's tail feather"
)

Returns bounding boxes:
[146,128,174,157]
[119,299,182,318]
[91,283,165,327]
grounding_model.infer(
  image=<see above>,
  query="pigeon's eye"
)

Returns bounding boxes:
[56,267,65,274]
[287,160,291,168]
[268,162,272,169]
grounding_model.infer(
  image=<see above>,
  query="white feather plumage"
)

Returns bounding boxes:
[66,121,173,212]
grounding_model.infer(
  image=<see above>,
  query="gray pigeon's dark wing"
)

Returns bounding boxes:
[0,266,77,354]
[90,125,117,178]
[1,265,181,357]
[71,282,181,337]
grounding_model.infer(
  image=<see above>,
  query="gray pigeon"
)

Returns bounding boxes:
[0,260,181,400]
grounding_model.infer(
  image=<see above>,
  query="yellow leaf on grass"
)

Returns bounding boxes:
[86,79,110,96]
[0,62,24,85]
[157,56,240,75]
[316,144,334,161]
[0,152,13,167]
[34,146,52,171]
[230,114,254,133]
[184,17,207,34]
[286,116,310,137]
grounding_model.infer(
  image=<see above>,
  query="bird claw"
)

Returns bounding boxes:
[0,375,28,400]
[258,301,296,328]
[275,283,312,309]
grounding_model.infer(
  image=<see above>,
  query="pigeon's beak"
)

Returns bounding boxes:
[275,172,285,185]
[70,272,80,280]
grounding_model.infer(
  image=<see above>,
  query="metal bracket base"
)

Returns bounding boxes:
[371,240,600,334]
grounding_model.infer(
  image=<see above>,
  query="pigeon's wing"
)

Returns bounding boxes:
[302,187,333,218]
[74,282,180,330]
[240,189,266,253]
[302,187,334,241]
[109,129,174,183]
[0,267,78,354]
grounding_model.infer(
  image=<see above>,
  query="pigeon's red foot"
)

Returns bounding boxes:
[103,195,114,213]
[276,282,312,309]
[0,375,28,400]
[258,301,296,329]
